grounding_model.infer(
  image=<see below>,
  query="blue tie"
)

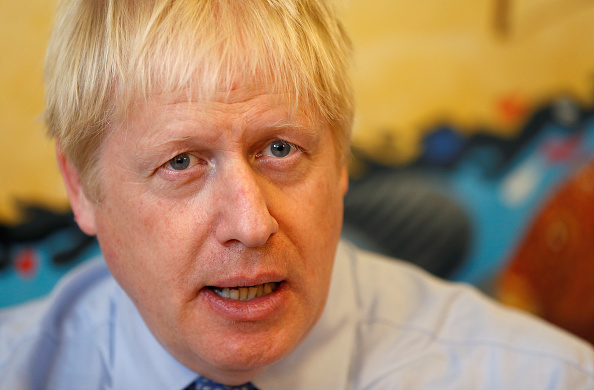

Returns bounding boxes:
[185,376,259,390]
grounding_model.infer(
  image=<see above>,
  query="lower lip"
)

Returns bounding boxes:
[201,283,287,322]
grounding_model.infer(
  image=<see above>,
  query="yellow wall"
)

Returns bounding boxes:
[0,0,67,222]
[341,0,594,165]
[1,0,593,221]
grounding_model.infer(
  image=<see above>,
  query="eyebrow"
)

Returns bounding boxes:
[131,99,324,155]
[247,111,322,136]
[252,119,323,145]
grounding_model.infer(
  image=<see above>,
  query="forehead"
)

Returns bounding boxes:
[120,79,320,130]
[106,87,330,163]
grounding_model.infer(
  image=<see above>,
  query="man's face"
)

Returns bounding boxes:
[66,83,348,384]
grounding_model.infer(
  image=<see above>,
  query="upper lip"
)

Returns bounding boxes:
[205,273,285,288]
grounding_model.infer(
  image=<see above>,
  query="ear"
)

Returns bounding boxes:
[340,163,349,196]
[56,144,98,236]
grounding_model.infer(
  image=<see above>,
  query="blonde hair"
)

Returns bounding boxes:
[44,0,354,200]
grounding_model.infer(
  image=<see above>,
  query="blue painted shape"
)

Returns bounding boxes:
[421,126,466,165]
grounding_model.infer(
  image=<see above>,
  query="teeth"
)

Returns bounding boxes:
[212,283,278,301]
[239,287,248,301]
[247,286,257,300]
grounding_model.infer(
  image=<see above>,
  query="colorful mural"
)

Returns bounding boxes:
[0,205,99,307]
[346,98,594,285]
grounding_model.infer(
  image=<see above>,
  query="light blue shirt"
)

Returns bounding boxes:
[2,241,594,389]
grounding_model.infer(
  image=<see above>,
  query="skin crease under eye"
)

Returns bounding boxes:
[156,139,302,187]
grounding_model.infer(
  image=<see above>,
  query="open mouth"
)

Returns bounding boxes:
[209,282,280,302]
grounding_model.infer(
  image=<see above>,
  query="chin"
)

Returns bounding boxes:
[181,329,301,385]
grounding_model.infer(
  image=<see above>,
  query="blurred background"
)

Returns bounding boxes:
[1,0,594,344]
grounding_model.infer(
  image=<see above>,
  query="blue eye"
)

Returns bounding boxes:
[168,153,192,170]
[269,140,291,158]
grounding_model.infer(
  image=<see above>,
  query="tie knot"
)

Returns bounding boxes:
[187,376,259,390]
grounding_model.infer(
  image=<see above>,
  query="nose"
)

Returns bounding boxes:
[214,161,279,248]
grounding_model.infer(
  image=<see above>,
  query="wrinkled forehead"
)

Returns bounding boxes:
[115,45,319,131]
[117,72,322,133]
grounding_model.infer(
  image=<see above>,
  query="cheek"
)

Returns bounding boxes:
[93,192,200,301]
[297,169,344,237]
[285,167,344,292]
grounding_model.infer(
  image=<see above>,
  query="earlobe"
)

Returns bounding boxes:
[56,145,98,236]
